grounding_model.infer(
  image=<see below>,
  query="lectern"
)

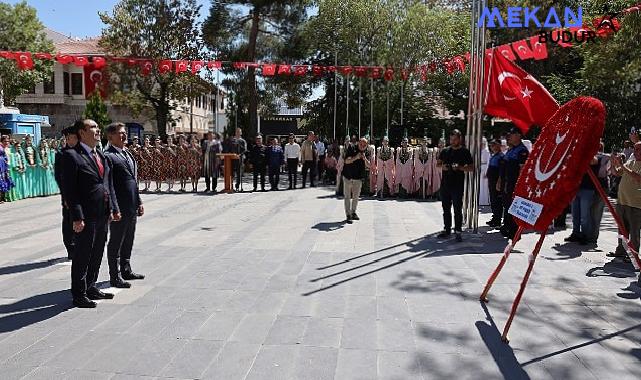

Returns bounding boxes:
[217,153,239,193]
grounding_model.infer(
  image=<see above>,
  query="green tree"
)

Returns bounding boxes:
[0,1,54,105]
[83,91,112,129]
[99,0,208,137]
[202,0,311,137]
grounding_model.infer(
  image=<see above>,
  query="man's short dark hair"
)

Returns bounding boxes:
[61,126,78,136]
[106,122,126,136]
[450,129,462,138]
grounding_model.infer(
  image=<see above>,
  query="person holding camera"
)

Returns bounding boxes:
[437,130,473,242]
[342,137,371,224]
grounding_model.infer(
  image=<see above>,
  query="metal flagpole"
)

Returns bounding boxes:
[346,72,350,137]
[215,70,220,133]
[400,82,404,131]
[358,79,362,138]
[333,52,338,141]
[386,82,390,137]
[370,78,374,138]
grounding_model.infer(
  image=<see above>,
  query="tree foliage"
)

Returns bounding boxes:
[83,91,112,130]
[0,1,54,105]
[99,0,210,137]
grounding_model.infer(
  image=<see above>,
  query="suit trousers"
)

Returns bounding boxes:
[269,165,280,190]
[71,216,108,299]
[302,160,315,187]
[107,215,137,278]
[488,176,502,222]
[253,165,266,190]
[62,206,75,258]
[204,171,218,191]
[287,158,298,188]
[441,186,464,232]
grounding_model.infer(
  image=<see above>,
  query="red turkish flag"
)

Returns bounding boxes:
[73,56,89,67]
[175,60,188,73]
[262,64,276,76]
[452,56,465,72]
[191,60,204,74]
[496,44,517,61]
[207,61,222,69]
[384,68,395,81]
[339,66,353,76]
[400,68,410,81]
[354,66,367,77]
[34,52,53,60]
[312,65,324,76]
[84,63,107,99]
[294,65,308,76]
[92,56,107,69]
[528,36,548,60]
[56,54,74,64]
[484,50,559,134]
[326,66,336,73]
[0,51,13,59]
[513,97,605,231]
[14,52,34,70]
[140,60,153,76]
[511,40,534,60]
[277,64,291,75]
[158,60,172,74]
[370,67,383,79]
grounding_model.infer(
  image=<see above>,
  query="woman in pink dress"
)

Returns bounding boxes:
[431,140,444,196]
[367,143,376,195]
[414,138,431,197]
[395,138,414,195]
[376,137,395,197]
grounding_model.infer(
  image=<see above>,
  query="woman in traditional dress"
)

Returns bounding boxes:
[7,141,26,201]
[23,135,37,198]
[431,139,445,198]
[163,136,178,192]
[479,137,491,206]
[376,137,396,197]
[49,139,60,195]
[176,135,190,192]
[0,136,15,203]
[152,137,165,192]
[414,137,431,198]
[189,137,203,192]
[139,137,153,192]
[395,138,414,196]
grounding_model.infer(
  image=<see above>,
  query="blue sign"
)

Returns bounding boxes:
[478,7,583,28]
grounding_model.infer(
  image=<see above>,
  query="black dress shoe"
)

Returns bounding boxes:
[87,288,114,300]
[437,230,451,238]
[110,278,132,288]
[73,296,97,308]
[122,272,145,281]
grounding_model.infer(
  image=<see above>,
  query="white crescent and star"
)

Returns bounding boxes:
[498,72,536,101]
[534,128,573,182]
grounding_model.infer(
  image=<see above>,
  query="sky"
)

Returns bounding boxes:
[5,0,210,38]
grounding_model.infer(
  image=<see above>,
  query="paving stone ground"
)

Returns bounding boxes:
[1,179,640,379]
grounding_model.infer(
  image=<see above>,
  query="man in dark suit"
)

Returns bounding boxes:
[104,122,145,289]
[61,119,117,308]
[54,126,79,260]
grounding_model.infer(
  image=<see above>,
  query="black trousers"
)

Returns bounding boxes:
[253,165,266,190]
[71,216,108,299]
[302,160,315,187]
[269,165,280,190]
[488,176,503,222]
[287,158,298,188]
[204,171,218,191]
[107,214,137,279]
[503,190,517,235]
[441,186,464,232]
[62,206,75,259]
[233,159,243,188]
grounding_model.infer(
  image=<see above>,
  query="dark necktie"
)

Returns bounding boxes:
[92,149,104,177]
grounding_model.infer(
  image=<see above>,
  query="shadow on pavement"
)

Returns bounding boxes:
[0,257,68,277]
[586,260,637,279]
[311,221,347,232]
[0,289,72,333]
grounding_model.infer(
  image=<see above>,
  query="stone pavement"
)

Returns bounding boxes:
[1,182,640,379]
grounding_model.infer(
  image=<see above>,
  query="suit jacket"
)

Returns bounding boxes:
[105,145,142,217]
[61,144,115,221]
[54,147,69,204]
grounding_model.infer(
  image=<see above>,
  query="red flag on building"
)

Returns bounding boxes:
[92,56,107,69]
[484,50,559,133]
[34,53,52,60]
[55,54,74,64]
[14,52,34,70]
[73,56,89,67]
[84,63,107,99]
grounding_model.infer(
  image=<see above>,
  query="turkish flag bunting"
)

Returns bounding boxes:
[84,63,107,99]
[484,49,559,133]
[92,56,107,69]
[354,67,367,77]
[528,36,548,60]
[312,65,324,76]
[511,40,534,60]
[0,51,13,59]
[126,59,139,66]
[233,62,247,69]
[158,60,172,74]
[400,68,410,81]
[452,56,465,72]
[262,64,276,76]
[339,66,353,76]
[294,65,308,76]
[56,54,74,65]
[550,30,573,48]
[34,53,52,60]
[417,66,428,81]
[140,60,153,76]
[191,60,204,74]
[326,66,336,72]
[443,60,455,74]
[370,67,382,79]
[496,45,517,61]
[73,56,89,67]
[14,52,34,70]
[277,64,291,75]
[384,68,395,81]
[175,60,188,73]
[207,61,222,69]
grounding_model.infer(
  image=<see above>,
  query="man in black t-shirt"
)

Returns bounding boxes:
[342,138,371,223]
[437,130,473,241]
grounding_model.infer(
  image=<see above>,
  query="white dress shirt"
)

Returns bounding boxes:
[315,141,326,156]
[284,142,301,159]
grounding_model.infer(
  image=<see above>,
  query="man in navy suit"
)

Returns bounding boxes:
[104,123,145,289]
[61,119,117,308]
[54,126,79,260]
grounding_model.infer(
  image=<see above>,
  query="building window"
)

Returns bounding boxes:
[43,72,55,94]
[71,73,83,95]
[63,72,70,95]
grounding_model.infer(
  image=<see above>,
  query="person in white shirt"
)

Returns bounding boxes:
[315,136,327,183]
[284,133,301,189]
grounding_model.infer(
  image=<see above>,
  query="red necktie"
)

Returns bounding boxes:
[92,150,104,177]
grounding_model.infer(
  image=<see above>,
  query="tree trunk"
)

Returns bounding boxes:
[156,84,169,137]
[246,8,261,137]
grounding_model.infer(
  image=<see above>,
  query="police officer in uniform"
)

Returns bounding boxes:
[249,134,268,191]
[499,127,529,239]
[486,139,505,228]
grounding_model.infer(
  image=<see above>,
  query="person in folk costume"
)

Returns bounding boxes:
[376,136,396,198]
[139,137,153,192]
[22,135,37,198]
[49,138,60,195]
[201,132,222,193]
[431,139,445,198]
[7,141,26,201]
[414,137,431,197]
[479,137,491,206]
[0,135,15,203]
[152,137,165,192]
[395,137,415,196]
[189,137,203,192]
[37,138,51,196]
[163,135,178,192]
[175,135,190,192]
[335,136,351,196]
[129,136,142,189]
[365,138,376,195]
